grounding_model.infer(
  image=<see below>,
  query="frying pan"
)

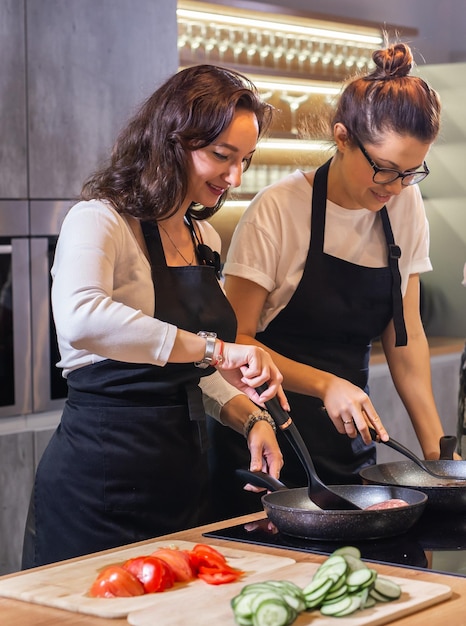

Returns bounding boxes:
[238,469,427,541]
[369,429,465,480]
[360,460,466,511]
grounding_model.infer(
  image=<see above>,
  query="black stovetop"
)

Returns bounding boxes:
[204,510,466,578]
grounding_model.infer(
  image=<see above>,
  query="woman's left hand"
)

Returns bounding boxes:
[218,342,290,411]
[243,418,284,492]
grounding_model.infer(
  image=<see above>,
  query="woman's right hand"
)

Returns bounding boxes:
[217,342,290,412]
[322,374,389,445]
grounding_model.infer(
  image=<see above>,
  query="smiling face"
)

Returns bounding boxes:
[186,108,259,208]
[330,124,432,212]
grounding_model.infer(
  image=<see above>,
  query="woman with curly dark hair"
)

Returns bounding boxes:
[22,64,288,568]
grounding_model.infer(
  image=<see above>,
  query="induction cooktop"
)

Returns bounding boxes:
[204,510,466,578]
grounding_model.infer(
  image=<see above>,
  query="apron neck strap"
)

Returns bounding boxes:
[380,207,408,347]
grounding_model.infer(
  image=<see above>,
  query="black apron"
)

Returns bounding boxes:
[208,159,405,518]
[22,219,236,568]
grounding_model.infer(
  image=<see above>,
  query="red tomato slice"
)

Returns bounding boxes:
[89,565,145,598]
[190,544,228,567]
[123,555,147,579]
[197,566,243,585]
[123,555,173,593]
[151,548,195,582]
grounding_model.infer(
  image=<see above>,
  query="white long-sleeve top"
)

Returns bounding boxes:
[51,199,240,419]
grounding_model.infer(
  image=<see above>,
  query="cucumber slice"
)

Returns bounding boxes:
[332,546,362,559]
[303,578,334,609]
[302,575,333,597]
[314,555,347,578]
[313,561,348,586]
[346,567,376,591]
[232,590,259,619]
[342,553,367,572]
[373,577,402,601]
[324,583,348,602]
[251,599,290,626]
[320,595,354,616]
[369,588,392,603]
[334,595,365,617]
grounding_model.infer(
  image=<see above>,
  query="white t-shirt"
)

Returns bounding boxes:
[224,170,432,332]
[51,199,240,418]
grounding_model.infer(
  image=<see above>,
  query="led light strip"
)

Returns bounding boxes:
[253,78,340,96]
[177,8,382,45]
[258,139,331,151]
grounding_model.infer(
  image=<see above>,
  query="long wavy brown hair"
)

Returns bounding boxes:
[331,41,441,146]
[81,65,274,221]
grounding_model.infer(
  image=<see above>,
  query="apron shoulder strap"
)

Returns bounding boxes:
[380,207,408,347]
[141,220,167,268]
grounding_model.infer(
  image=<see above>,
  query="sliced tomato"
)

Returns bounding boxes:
[197,565,243,585]
[151,547,195,582]
[183,549,202,575]
[190,544,228,567]
[123,555,174,593]
[123,555,147,579]
[189,544,240,574]
[89,565,145,598]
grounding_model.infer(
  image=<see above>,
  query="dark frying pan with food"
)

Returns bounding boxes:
[360,460,466,511]
[361,433,466,511]
[237,469,427,541]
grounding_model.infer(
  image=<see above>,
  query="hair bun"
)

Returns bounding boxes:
[371,42,413,78]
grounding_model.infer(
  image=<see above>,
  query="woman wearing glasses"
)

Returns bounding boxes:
[208,41,455,517]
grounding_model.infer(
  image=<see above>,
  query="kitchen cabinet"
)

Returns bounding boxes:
[0,0,27,197]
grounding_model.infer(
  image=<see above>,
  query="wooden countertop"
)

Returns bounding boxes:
[0,511,465,625]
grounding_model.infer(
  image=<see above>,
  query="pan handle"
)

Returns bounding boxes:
[255,383,292,429]
[439,435,457,460]
[235,469,287,492]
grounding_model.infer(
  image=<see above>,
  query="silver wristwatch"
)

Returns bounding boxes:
[194,331,217,369]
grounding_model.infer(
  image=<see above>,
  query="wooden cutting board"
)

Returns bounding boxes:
[0,540,295,619]
[128,562,452,626]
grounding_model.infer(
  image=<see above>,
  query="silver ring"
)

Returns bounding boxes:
[343,420,352,425]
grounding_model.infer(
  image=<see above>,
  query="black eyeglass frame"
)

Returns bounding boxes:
[355,137,430,186]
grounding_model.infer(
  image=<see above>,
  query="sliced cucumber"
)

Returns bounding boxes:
[346,567,377,591]
[373,577,402,601]
[332,546,362,559]
[342,553,367,573]
[252,598,290,626]
[303,577,334,609]
[320,595,354,616]
[231,546,404,626]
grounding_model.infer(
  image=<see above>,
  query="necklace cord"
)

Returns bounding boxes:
[159,222,195,266]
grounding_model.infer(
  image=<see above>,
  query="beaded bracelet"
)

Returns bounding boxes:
[243,409,277,439]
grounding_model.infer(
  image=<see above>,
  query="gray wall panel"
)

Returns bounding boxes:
[0,0,27,197]
[27,0,178,198]
[0,431,34,575]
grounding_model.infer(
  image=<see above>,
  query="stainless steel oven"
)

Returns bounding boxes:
[0,200,71,418]
[0,202,32,417]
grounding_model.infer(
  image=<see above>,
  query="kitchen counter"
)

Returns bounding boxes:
[0,511,465,625]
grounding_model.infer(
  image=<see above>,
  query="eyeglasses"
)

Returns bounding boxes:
[355,138,430,186]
